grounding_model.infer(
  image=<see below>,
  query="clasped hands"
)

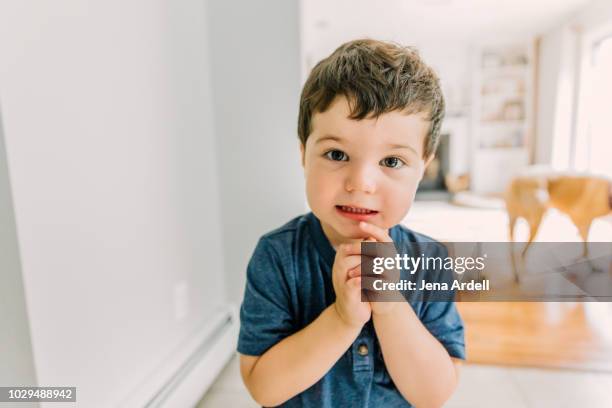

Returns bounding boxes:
[332,221,401,329]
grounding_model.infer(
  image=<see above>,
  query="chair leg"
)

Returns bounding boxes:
[521,215,543,260]
[507,215,522,283]
[575,221,592,258]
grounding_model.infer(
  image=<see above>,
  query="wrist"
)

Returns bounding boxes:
[371,301,400,318]
[332,302,365,332]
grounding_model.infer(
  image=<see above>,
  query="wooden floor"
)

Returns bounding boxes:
[457,302,612,372]
[404,201,612,373]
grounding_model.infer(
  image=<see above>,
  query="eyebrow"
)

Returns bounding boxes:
[315,134,420,156]
[314,134,344,144]
[388,143,419,156]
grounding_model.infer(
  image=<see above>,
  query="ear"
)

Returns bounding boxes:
[423,153,435,169]
[299,142,305,168]
[420,154,435,180]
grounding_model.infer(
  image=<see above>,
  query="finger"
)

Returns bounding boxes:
[361,274,400,288]
[333,255,361,285]
[360,276,405,301]
[338,242,363,256]
[343,254,361,273]
[346,276,362,291]
[347,264,361,279]
[358,222,392,243]
[340,241,380,256]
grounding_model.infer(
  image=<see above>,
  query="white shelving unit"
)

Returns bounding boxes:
[470,41,534,193]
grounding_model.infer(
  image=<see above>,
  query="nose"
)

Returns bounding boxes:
[345,162,377,194]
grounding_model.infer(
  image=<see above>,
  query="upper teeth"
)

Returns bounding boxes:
[341,206,373,214]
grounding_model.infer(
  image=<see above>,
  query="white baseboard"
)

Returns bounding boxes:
[119,304,239,408]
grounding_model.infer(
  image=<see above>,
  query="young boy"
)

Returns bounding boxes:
[237,39,465,407]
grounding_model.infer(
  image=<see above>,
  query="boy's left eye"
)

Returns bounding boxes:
[380,157,406,169]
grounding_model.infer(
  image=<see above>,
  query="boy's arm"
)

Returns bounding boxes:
[240,303,361,407]
[240,243,371,406]
[372,302,459,408]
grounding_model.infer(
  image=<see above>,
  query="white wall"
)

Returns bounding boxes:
[0,1,226,406]
[0,107,39,408]
[207,0,305,303]
[535,0,612,168]
[536,26,572,166]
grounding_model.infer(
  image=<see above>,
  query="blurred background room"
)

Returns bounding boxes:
[1,0,612,407]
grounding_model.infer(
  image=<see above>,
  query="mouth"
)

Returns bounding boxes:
[335,205,379,221]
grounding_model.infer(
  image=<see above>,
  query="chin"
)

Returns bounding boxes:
[335,222,369,239]
[343,229,367,239]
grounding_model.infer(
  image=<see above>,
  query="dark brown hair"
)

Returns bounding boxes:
[298,39,445,159]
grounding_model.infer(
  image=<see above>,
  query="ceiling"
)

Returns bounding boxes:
[302,0,593,57]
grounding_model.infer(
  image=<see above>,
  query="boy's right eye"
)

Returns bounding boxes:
[324,149,348,162]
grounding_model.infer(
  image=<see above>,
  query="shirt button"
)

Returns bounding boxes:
[358,344,369,356]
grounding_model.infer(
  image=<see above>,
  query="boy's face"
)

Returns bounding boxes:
[300,96,433,247]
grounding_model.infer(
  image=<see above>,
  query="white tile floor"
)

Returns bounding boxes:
[198,353,612,407]
[197,202,612,407]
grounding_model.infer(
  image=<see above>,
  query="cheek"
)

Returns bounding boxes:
[305,166,338,206]
[380,173,421,223]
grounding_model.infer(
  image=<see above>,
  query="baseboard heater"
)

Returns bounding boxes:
[120,305,239,407]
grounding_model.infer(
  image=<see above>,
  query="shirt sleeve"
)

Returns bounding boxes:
[237,237,296,356]
[419,301,466,360]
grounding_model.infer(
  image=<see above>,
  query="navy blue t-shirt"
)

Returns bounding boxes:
[238,212,465,407]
